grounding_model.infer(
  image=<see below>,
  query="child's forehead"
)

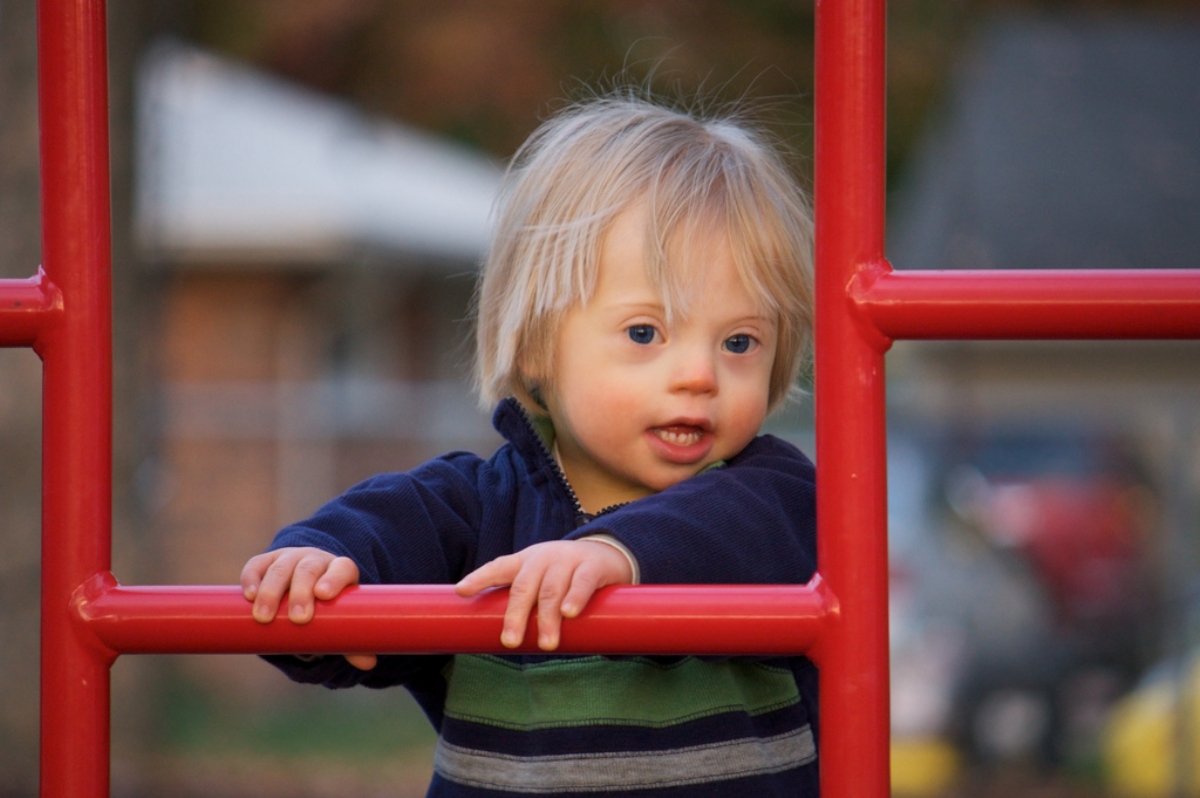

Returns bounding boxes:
[593,202,778,319]
[605,196,725,257]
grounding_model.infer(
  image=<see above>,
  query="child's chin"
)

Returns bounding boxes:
[639,463,708,492]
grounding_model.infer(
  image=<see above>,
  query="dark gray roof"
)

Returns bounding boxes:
[888,15,1200,272]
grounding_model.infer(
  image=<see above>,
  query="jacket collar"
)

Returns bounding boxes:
[493,397,588,517]
[493,397,550,452]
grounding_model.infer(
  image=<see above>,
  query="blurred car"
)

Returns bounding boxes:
[941,430,1153,640]
[888,426,1157,789]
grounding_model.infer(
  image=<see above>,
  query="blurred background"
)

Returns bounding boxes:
[1,1,1198,795]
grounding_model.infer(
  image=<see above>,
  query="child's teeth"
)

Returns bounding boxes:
[657,428,701,446]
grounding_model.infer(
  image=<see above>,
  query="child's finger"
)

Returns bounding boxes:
[560,561,603,619]
[500,561,543,648]
[248,550,296,623]
[534,565,574,651]
[560,543,631,617]
[314,556,360,600]
[279,550,332,625]
[240,551,275,601]
[344,653,378,670]
[455,553,521,597]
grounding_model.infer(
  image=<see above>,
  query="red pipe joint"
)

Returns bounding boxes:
[0,268,64,351]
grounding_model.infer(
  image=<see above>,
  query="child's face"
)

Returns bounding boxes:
[539,202,776,514]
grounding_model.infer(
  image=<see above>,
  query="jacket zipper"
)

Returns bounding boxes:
[513,402,629,526]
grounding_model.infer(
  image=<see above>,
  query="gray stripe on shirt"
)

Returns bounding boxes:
[433,725,816,793]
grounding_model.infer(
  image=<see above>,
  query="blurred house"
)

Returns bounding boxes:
[888,14,1200,427]
[133,42,502,694]
[885,14,1200,782]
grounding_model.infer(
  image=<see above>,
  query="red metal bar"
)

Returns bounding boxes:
[26,0,1196,794]
[814,0,891,797]
[72,576,834,658]
[853,265,1200,341]
[36,1,114,797]
[0,270,63,350]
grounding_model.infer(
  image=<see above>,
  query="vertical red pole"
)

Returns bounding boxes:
[37,1,115,796]
[814,1,891,796]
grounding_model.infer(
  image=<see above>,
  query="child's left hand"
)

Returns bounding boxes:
[455,540,633,651]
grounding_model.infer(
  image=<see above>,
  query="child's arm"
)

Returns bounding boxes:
[457,437,812,652]
[240,546,378,671]
[454,539,633,651]
[239,454,486,684]
[566,436,818,587]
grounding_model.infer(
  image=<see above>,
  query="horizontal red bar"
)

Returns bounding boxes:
[72,573,834,659]
[853,267,1200,341]
[0,270,63,348]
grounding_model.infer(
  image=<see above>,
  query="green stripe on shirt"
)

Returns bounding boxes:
[443,655,800,731]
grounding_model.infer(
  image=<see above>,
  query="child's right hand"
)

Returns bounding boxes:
[240,547,377,671]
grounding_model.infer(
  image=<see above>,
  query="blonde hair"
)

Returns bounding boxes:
[474,94,814,412]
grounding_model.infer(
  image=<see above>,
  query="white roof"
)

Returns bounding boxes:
[135,40,502,266]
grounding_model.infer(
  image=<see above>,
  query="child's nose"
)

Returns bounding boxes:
[669,346,718,394]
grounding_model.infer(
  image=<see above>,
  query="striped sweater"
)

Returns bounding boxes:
[264,398,819,796]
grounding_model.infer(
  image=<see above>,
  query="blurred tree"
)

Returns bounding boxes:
[188,0,817,169]
[183,0,1198,188]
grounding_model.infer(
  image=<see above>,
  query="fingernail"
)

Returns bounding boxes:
[501,630,518,647]
[289,604,307,622]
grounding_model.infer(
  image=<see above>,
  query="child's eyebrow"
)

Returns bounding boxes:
[610,305,779,332]
[717,309,777,324]
[608,300,667,314]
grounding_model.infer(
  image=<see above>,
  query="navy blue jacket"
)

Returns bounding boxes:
[265,398,819,796]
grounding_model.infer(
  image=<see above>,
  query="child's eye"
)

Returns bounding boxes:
[627,325,657,345]
[723,334,756,354]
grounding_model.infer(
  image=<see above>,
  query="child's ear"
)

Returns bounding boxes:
[515,357,550,412]
[513,381,549,414]
[528,384,549,412]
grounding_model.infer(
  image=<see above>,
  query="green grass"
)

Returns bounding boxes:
[152,663,436,763]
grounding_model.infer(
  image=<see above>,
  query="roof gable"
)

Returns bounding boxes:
[889,16,1200,272]
[135,40,502,266]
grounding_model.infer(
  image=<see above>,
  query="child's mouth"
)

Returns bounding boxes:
[653,425,705,447]
[647,423,714,464]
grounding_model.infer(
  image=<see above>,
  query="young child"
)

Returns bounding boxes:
[241,93,818,796]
